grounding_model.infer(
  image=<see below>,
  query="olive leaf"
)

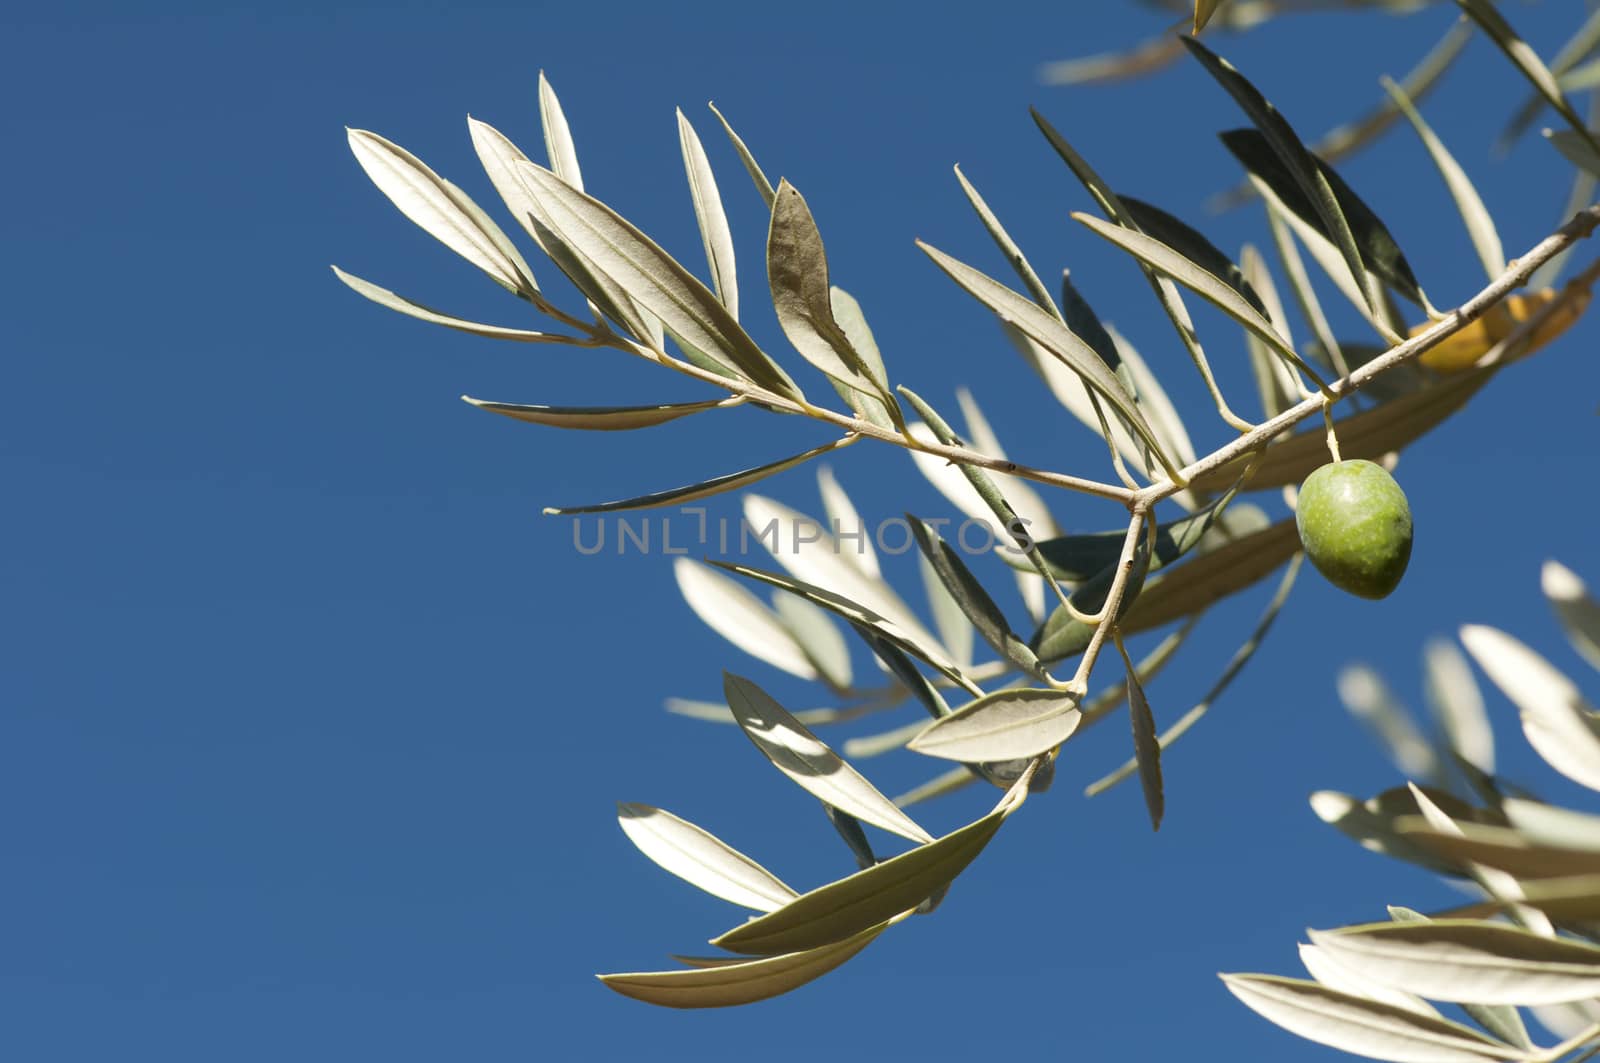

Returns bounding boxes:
[598,920,890,1009]
[908,689,1081,763]
[677,109,738,319]
[1460,624,1600,793]
[542,436,850,514]
[1220,974,1532,1063]
[709,559,974,692]
[711,771,1034,956]
[1184,36,1402,315]
[347,128,537,296]
[953,164,1059,318]
[916,242,1175,476]
[707,101,776,209]
[513,161,804,400]
[1423,637,1495,776]
[722,673,935,845]
[1499,7,1600,150]
[537,70,584,191]
[1218,128,1425,312]
[908,516,1043,679]
[1458,0,1600,159]
[1542,560,1600,671]
[1308,921,1600,1007]
[1338,665,1441,783]
[332,267,563,342]
[674,558,820,680]
[1383,77,1504,281]
[1119,196,1269,319]
[1118,637,1164,831]
[768,180,894,406]
[772,593,854,691]
[462,395,730,430]
[617,803,798,912]
[467,118,658,344]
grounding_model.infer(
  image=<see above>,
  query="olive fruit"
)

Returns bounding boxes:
[1296,459,1413,600]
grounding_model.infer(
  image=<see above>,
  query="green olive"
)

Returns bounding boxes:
[1296,460,1413,600]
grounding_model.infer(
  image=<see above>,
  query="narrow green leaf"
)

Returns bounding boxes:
[1542,560,1600,671]
[706,101,776,210]
[1499,7,1600,149]
[908,517,1041,678]
[894,766,980,808]
[1383,77,1505,281]
[333,268,559,342]
[1032,107,1233,431]
[1241,245,1303,417]
[920,551,976,672]
[1016,486,1245,584]
[1460,624,1600,793]
[599,920,888,1008]
[515,161,803,400]
[1120,196,1270,319]
[347,128,534,295]
[817,465,880,579]
[463,394,729,430]
[1502,799,1600,854]
[908,688,1082,763]
[537,71,584,191]
[1193,0,1226,33]
[1546,129,1600,180]
[1339,664,1441,783]
[1219,127,1425,311]
[723,674,935,845]
[1036,515,1302,662]
[617,803,798,912]
[1395,820,1600,881]
[768,180,889,400]
[742,494,945,654]
[915,242,1174,475]
[1424,637,1495,776]
[1213,21,1474,213]
[711,773,1033,955]
[1075,212,1317,386]
[772,593,853,690]
[1311,921,1600,1007]
[1220,974,1532,1063]
[953,165,1059,318]
[677,109,738,319]
[467,118,657,342]
[1299,943,1443,1019]
[1185,37,1395,315]
[542,436,848,514]
[709,559,973,692]
[826,287,897,430]
[1118,638,1164,831]
[674,558,817,680]
[1458,0,1600,158]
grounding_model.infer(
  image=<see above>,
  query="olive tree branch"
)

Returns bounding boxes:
[1136,204,1600,508]
[586,328,1140,503]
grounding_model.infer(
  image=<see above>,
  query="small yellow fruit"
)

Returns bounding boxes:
[1296,460,1413,600]
[1414,288,1589,372]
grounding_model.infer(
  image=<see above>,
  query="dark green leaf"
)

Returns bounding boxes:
[543,436,849,514]
[462,395,729,430]
[908,516,1042,679]
[1219,128,1425,308]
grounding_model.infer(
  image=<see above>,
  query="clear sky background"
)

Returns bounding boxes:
[5,1,1599,1060]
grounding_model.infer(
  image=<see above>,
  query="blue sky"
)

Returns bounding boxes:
[5,1,1599,1060]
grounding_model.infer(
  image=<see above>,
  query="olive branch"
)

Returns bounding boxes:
[339,0,1600,1012]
